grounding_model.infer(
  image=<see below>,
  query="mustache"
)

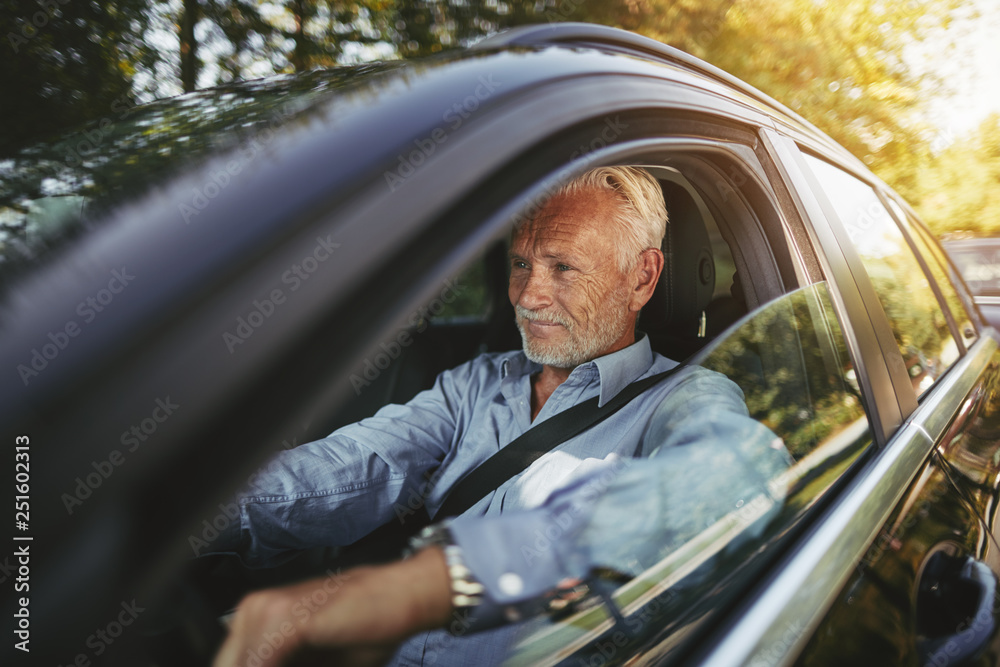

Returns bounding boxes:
[515,305,571,328]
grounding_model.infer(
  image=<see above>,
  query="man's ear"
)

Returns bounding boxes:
[629,248,664,312]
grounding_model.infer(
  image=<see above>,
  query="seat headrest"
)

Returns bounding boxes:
[639,180,715,338]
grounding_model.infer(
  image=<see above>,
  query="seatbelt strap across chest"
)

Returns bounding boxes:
[433,362,686,520]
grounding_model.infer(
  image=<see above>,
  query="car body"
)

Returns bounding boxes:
[944,237,1000,331]
[2,22,999,667]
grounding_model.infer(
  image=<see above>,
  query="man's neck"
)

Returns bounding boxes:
[530,366,571,422]
[527,333,639,421]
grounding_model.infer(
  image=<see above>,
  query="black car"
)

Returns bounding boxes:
[2,22,998,667]
[944,237,1000,331]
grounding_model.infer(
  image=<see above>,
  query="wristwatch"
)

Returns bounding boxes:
[408,522,486,611]
[408,522,630,634]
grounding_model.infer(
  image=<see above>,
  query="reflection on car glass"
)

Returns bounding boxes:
[509,283,872,666]
[804,154,961,396]
[945,241,1000,297]
[0,64,402,288]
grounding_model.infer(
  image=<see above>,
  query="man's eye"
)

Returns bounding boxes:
[512,260,528,270]
[556,264,572,272]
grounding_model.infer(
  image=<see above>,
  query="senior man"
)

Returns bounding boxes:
[211,166,787,666]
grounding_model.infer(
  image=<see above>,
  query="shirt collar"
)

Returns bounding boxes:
[499,334,655,407]
[590,334,655,406]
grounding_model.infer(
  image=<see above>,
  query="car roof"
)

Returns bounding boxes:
[1,23,873,296]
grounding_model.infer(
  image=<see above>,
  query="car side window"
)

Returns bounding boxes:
[802,154,961,397]
[885,198,978,348]
[945,241,1000,298]
[428,258,491,323]
[509,282,872,665]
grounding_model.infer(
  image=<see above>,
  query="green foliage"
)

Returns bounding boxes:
[699,283,865,460]
[0,0,159,156]
[0,65,400,284]
[580,0,964,201]
[3,0,989,229]
[912,113,1000,237]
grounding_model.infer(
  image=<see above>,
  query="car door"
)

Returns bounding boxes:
[716,131,1000,667]
[0,53,819,665]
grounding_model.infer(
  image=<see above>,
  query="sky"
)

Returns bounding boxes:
[918,0,1000,143]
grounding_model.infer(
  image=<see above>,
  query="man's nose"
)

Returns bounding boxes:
[516,269,553,310]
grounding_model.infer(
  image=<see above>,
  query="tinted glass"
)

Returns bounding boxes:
[429,259,491,322]
[508,283,871,665]
[803,154,960,396]
[0,65,399,289]
[943,239,1000,298]
[885,199,977,348]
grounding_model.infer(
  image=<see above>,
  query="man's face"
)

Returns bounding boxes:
[509,187,638,369]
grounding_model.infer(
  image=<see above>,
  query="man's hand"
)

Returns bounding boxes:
[213,547,453,667]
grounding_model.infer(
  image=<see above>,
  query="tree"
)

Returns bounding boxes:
[180,0,200,92]
[562,0,966,201]
[0,0,159,157]
[339,0,968,202]
[913,113,1000,237]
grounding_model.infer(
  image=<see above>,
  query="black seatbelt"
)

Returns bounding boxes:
[336,362,685,567]
[433,362,686,520]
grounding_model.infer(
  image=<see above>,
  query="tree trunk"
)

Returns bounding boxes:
[180,0,199,92]
[291,0,308,71]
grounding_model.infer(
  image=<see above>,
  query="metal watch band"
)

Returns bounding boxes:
[408,523,486,610]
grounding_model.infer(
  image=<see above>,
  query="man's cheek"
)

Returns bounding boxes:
[577,280,607,319]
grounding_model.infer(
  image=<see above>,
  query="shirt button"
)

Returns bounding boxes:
[498,572,524,596]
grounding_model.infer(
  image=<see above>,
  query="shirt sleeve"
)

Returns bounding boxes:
[448,367,791,630]
[208,357,486,567]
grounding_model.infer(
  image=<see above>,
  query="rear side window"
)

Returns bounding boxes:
[885,199,977,348]
[802,154,961,397]
[945,241,1000,297]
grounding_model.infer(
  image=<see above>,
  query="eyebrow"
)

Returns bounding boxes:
[508,250,583,267]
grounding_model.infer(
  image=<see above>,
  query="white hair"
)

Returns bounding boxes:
[552,166,668,271]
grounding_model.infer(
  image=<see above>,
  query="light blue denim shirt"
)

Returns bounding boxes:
[215,335,786,666]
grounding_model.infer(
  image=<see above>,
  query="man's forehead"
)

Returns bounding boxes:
[513,188,622,247]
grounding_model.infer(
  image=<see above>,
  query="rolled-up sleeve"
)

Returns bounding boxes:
[208,359,486,567]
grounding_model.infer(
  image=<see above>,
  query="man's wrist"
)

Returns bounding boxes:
[408,523,486,612]
[399,546,455,633]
